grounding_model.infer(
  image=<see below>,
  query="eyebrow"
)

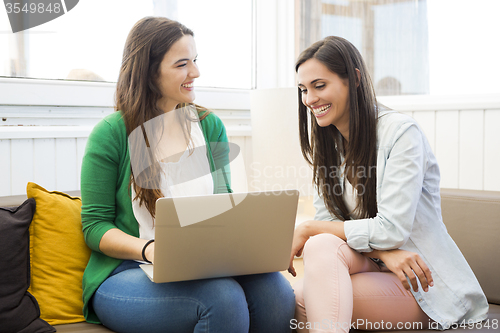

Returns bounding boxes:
[174,58,189,64]
[174,55,198,65]
[297,78,324,87]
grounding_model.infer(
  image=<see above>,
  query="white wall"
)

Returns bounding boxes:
[379,94,500,191]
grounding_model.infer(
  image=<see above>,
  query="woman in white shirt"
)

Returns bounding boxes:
[288,36,488,332]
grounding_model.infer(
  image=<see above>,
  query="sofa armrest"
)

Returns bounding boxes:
[0,191,81,207]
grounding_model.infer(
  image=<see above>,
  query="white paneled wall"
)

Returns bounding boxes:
[0,137,89,196]
[0,109,252,197]
[0,135,251,196]
[0,136,252,196]
[396,110,500,190]
[227,136,253,193]
[0,139,11,196]
[2,90,500,197]
[380,94,500,191]
[484,110,500,191]
[435,111,459,188]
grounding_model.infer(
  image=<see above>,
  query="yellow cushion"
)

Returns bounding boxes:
[27,182,91,325]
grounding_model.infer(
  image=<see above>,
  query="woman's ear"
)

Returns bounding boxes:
[355,68,361,88]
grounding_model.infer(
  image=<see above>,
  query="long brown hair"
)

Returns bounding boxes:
[296,36,378,220]
[116,16,210,218]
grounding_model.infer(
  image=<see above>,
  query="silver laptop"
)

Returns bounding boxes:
[140,190,299,283]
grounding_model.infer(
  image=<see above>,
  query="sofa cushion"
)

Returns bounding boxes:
[27,182,92,325]
[350,304,500,332]
[54,322,116,332]
[440,188,500,305]
[0,198,55,333]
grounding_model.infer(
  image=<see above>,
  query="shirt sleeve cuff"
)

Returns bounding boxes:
[344,219,372,252]
[83,221,117,253]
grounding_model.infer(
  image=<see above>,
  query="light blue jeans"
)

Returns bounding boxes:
[92,260,295,333]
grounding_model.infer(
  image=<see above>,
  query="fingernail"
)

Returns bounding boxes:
[424,287,428,292]
[430,282,434,287]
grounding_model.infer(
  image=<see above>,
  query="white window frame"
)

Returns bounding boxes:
[0,77,250,110]
[0,76,252,139]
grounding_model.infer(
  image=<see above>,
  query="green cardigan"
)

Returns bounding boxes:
[80,111,231,324]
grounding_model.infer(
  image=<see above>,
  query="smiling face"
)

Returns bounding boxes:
[297,58,351,138]
[156,34,199,112]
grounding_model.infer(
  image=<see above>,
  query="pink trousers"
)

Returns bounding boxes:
[294,234,431,332]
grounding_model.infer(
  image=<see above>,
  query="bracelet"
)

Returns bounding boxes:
[142,239,155,263]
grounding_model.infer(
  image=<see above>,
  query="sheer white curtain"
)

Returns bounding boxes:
[297,0,429,96]
[297,0,500,96]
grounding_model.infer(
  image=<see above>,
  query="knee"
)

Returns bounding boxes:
[203,279,250,325]
[271,272,295,304]
[303,233,345,257]
[192,278,249,332]
[254,272,296,309]
[278,276,296,310]
[247,273,295,331]
[207,278,248,311]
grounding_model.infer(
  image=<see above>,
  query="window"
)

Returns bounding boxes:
[297,0,500,96]
[0,0,253,89]
[171,0,253,89]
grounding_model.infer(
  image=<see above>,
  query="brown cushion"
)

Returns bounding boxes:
[0,199,55,333]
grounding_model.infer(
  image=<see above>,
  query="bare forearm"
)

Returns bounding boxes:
[362,249,384,259]
[99,228,149,261]
[301,220,346,240]
[288,219,346,276]
[303,221,385,256]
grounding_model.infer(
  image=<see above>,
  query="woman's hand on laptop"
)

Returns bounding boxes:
[288,223,310,277]
[288,220,347,276]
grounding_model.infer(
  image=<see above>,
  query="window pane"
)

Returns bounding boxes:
[174,0,253,89]
[319,0,429,96]
[300,0,500,96]
[427,0,500,95]
[0,0,253,89]
[0,0,154,82]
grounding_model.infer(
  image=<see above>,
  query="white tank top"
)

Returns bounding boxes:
[344,178,360,219]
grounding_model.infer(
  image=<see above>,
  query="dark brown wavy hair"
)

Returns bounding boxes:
[116,16,210,218]
[296,36,378,220]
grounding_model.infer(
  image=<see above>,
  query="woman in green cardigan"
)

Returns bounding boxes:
[80,17,295,333]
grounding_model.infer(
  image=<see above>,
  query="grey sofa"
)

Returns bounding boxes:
[1,188,498,332]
